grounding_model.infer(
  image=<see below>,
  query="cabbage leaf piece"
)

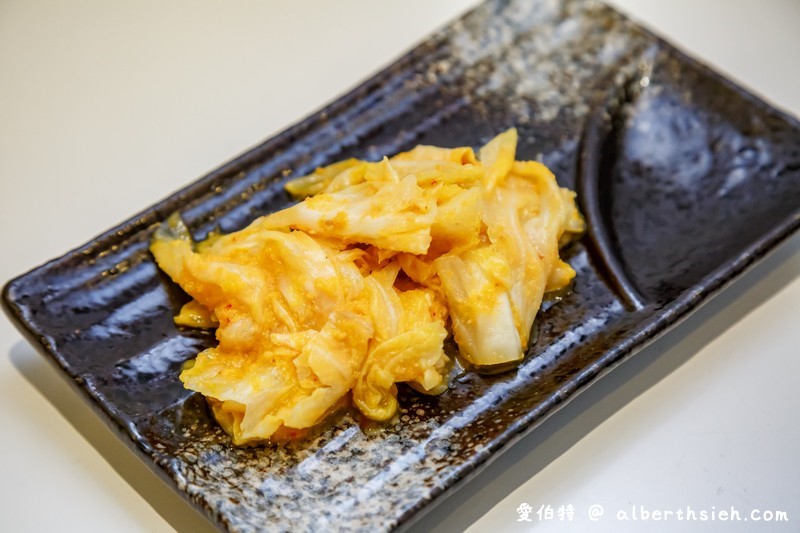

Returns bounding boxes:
[150,128,584,443]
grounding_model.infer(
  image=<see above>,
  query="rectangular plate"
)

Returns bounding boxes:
[4,0,800,531]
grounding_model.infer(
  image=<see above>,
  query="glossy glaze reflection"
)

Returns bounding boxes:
[3,0,799,531]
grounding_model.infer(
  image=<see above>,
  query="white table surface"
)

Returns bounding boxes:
[1,1,797,532]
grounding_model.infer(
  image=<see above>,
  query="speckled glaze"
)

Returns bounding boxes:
[4,0,800,531]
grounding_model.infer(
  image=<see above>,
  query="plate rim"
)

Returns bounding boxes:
[4,0,800,530]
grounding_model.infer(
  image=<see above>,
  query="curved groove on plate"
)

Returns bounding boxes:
[577,77,649,312]
[6,2,800,532]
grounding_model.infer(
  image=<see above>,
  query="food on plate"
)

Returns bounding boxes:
[150,128,584,444]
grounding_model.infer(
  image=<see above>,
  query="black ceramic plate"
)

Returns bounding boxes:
[4,0,800,531]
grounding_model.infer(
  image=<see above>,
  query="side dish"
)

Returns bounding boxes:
[150,129,584,444]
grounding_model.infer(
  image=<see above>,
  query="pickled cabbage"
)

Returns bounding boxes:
[150,128,584,444]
